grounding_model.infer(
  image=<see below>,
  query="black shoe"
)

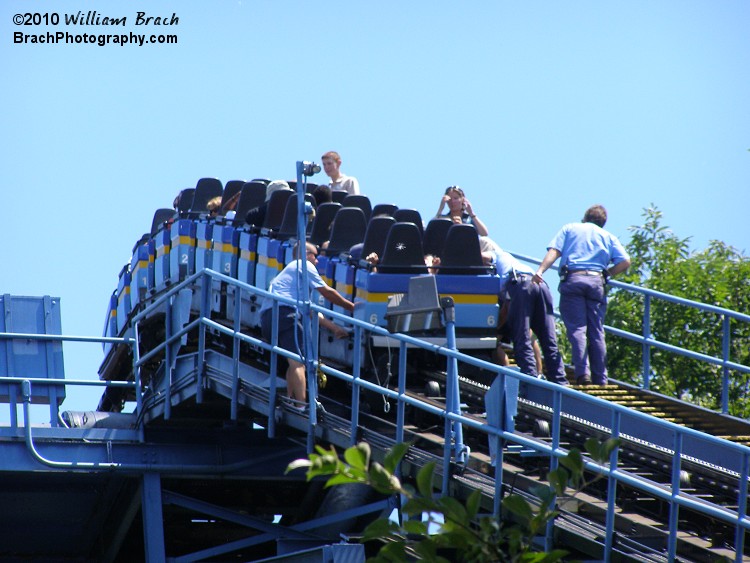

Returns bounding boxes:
[576,375,592,385]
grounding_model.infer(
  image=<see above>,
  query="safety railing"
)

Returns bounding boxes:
[0,331,137,429]
[159,268,750,563]
[512,252,750,414]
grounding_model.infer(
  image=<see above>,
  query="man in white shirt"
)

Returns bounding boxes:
[260,242,353,403]
[321,150,360,195]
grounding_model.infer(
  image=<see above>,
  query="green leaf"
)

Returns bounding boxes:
[369,463,402,495]
[402,519,428,536]
[362,518,400,542]
[416,462,436,499]
[325,473,363,488]
[465,489,481,519]
[383,442,410,474]
[559,448,583,475]
[344,443,371,471]
[502,494,534,521]
[436,496,467,523]
[547,467,570,496]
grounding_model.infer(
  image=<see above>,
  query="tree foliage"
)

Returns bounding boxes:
[606,205,750,416]
[287,439,619,562]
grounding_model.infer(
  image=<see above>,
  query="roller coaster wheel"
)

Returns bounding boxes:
[424,380,441,398]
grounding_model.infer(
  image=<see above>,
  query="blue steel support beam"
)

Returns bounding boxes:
[142,472,166,562]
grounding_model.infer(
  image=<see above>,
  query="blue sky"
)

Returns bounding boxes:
[2,1,748,418]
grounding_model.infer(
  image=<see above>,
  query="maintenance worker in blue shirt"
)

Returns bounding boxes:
[533,205,631,386]
[480,237,568,385]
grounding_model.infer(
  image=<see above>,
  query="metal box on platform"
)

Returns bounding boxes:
[0,295,66,405]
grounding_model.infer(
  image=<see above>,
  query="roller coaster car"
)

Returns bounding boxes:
[101,186,502,411]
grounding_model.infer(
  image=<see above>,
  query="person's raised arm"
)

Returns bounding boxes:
[435,194,449,218]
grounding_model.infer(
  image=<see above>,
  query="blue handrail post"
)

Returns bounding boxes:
[642,294,651,390]
[722,314,730,414]
[440,296,465,496]
[296,161,319,453]
[349,325,362,446]
[164,293,173,420]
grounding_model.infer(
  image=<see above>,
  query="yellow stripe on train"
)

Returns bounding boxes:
[240,250,257,261]
[357,291,497,305]
[215,243,236,253]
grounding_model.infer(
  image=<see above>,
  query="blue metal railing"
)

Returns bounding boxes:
[169,268,750,562]
[512,251,750,414]
[3,263,749,561]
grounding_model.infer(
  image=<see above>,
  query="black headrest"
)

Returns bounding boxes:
[308,202,341,246]
[393,209,424,238]
[378,222,428,274]
[360,216,396,261]
[423,217,453,257]
[341,194,372,223]
[371,203,398,218]
[326,207,367,256]
[438,224,487,275]
[190,178,224,214]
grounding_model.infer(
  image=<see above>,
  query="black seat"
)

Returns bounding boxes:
[308,202,341,246]
[393,209,424,238]
[377,222,428,274]
[360,216,396,261]
[305,182,319,194]
[189,178,224,215]
[438,224,488,275]
[262,188,295,231]
[277,193,315,239]
[331,189,348,203]
[341,194,372,223]
[175,188,194,213]
[423,217,453,257]
[232,181,268,225]
[221,180,245,210]
[326,207,367,256]
[150,208,176,237]
[371,203,398,218]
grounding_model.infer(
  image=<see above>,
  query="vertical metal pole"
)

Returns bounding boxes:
[230,287,241,421]
[722,315,730,414]
[196,273,210,404]
[132,319,145,442]
[350,325,362,446]
[164,294,173,421]
[296,162,317,453]
[544,389,563,552]
[603,411,621,562]
[141,473,166,562]
[667,432,683,561]
[42,296,60,426]
[267,302,279,439]
[642,294,651,390]
[441,297,464,496]
[734,452,749,563]
[396,340,408,446]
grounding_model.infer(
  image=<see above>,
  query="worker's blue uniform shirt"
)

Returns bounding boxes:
[491,249,534,296]
[259,259,326,354]
[259,259,326,316]
[548,222,629,271]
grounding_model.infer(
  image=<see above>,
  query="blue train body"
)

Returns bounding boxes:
[101,178,501,382]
